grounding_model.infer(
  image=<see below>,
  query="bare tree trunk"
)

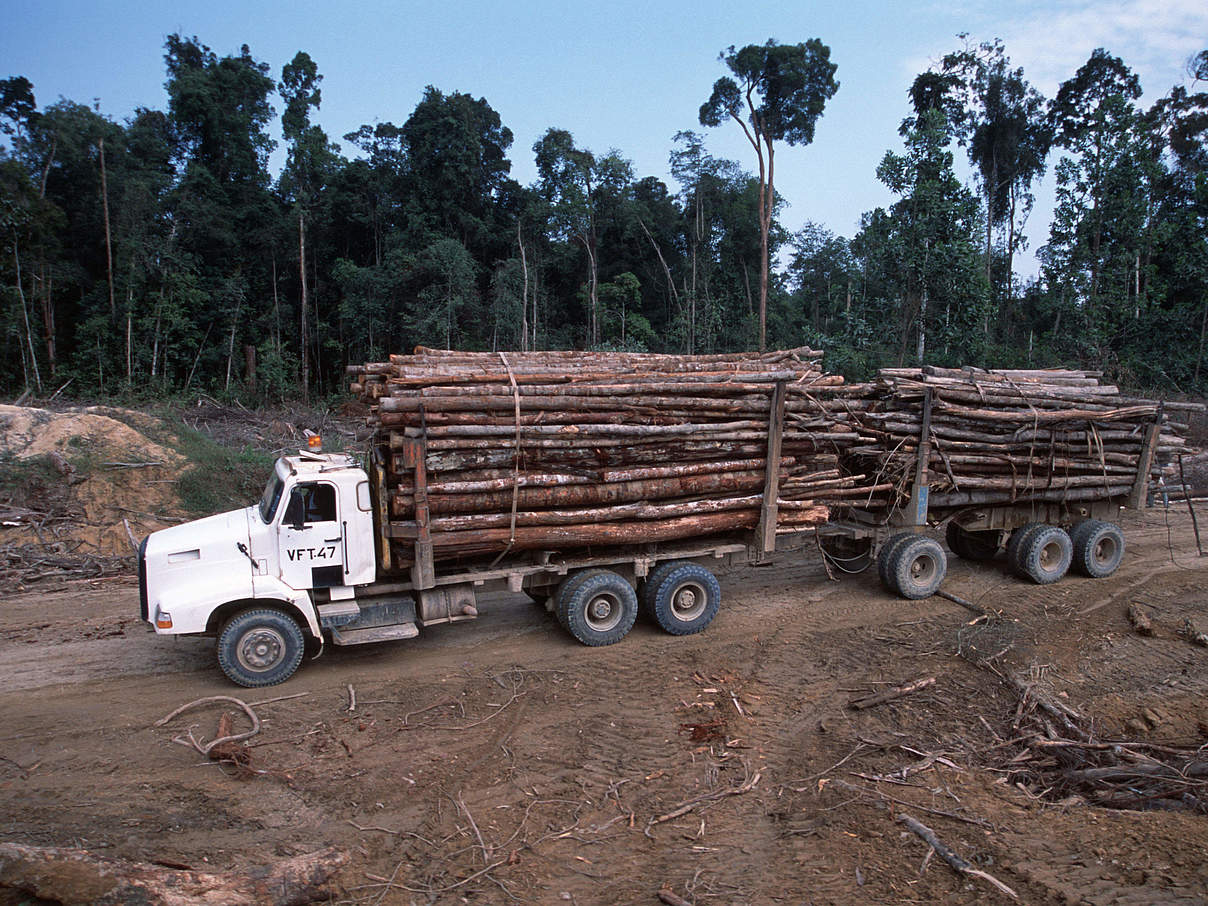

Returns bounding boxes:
[759,139,774,352]
[581,232,599,346]
[13,239,43,392]
[125,295,132,383]
[185,320,215,390]
[38,136,55,199]
[39,263,56,377]
[1195,299,1208,385]
[98,138,116,318]
[298,210,309,404]
[224,297,242,391]
[271,251,281,351]
[517,222,529,352]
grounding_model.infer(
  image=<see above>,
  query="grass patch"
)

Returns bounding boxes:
[171,424,277,515]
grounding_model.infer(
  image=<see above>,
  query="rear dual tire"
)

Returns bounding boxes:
[879,533,946,599]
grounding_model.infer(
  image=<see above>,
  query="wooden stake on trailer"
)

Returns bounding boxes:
[755,381,787,556]
[907,387,933,527]
[1127,405,1163,511]
[398,435,436,590]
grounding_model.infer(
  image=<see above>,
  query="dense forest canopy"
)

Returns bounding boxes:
[1,36,1206,400]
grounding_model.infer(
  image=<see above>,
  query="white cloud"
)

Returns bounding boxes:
[996,0,1207,99]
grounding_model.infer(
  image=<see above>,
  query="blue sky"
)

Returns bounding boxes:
[3,0,1206,275]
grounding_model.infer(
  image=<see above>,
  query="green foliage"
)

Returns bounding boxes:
[1,35,1207,403]
[170,422,276,514]
[699,39,839,146]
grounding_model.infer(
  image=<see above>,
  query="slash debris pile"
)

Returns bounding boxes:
[840,366,1196,514]
[994,673,1208,814]
[347,347,884,566]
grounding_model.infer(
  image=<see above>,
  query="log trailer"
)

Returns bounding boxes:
[138,364,1180,688]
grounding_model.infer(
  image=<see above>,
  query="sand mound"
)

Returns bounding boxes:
[0,405,187,558]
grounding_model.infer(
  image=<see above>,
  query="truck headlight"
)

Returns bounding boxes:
[155,609,173,629]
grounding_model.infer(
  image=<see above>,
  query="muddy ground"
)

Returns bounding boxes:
[1,505,1207,905]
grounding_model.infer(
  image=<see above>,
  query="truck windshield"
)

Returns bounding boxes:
[259,472,286,523]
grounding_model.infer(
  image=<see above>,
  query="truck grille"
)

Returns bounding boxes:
[138,536,149,622]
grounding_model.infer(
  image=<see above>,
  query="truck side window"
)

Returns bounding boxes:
[283,483,337,524]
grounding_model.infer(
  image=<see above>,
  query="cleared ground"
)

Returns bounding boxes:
[2,506,1207,904]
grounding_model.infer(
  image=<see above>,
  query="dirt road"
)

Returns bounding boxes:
[2,508,1207,904]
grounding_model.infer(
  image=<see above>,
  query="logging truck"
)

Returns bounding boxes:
[138,424,1150,689]
[140,351,1185,688]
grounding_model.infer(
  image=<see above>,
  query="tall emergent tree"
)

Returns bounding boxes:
[699,38,838,350]
[280,50,337,400]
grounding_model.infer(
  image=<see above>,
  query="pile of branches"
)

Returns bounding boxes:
[841,366,1196,513]
[995,674,1207,814]
[0,542,131,585]
[348,347,884,565]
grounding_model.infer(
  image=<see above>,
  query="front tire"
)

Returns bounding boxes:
[217,609,306,687]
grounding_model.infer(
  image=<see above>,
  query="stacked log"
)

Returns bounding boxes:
[348,347,884,569]
[840,366,1197,513]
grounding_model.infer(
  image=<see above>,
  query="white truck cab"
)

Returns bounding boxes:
[139,449,380,686]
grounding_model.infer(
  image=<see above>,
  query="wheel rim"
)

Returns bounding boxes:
[1039,540,1064,573]
[237,627,287,673]
[585,592,623,632]
[1093,535,1118,566]
[669,581,707,622]
[910,554,937,584]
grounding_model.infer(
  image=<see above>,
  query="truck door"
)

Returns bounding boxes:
[279,481,345,589]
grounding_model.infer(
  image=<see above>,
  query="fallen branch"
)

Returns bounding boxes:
[849,676,936,710]
[154,695,261,755]
[346,684,357,712]
[0,841,346,906]
[645,769,761,836]
[897,814,1017,900]
[658,888,693,906]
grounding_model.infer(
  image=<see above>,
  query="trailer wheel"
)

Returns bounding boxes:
[1006,522,1048,577]
[554,569,611,629]
[1070,520,1125,578]
[946,522,1000,561]
[640,560,683,617]
[877,532,918,589]
[647,563,721,635]
[216,608,305,688]
[561,570,638,646]
[888,536,946,599]
[1017,525,1072,584]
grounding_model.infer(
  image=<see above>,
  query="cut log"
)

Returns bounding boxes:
[0,842,347,906]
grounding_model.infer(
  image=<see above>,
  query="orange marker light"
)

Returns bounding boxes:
[307,434,323,452]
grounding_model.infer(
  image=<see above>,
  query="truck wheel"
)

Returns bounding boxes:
[217,609,305,688]
[648,563,721,635]
[877,532,917,589]
[640,560,684,617]
[945,522,999,561]
[1070,520,1124,578]
[1006,522,1048,577]
[554,569,611,629]
[888,536,946,599]
[1017,525,1072,584]
[561,570,638,647]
